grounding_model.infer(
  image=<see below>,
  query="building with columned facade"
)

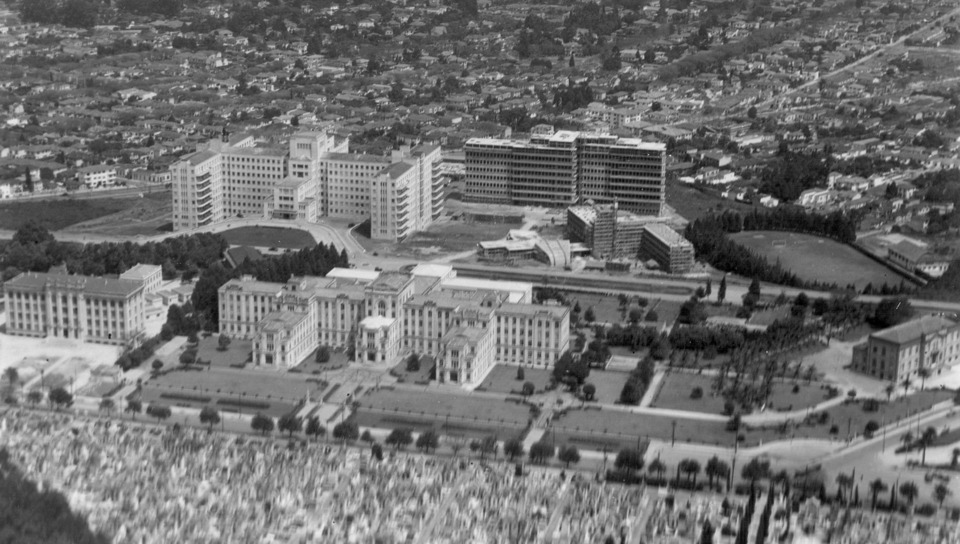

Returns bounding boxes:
[216,264,569,387]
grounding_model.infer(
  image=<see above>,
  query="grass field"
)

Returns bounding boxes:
[0,193,170,231]
[140,366,325,418]
[666,181,758,222]
[194,335,252,368]
[650,372,831,415]
[220,226,316,249]
[730,231,904,290]
[351,388,533,441]
[478,365,553,395]
[66,191,172,236]
[583,368,631,404]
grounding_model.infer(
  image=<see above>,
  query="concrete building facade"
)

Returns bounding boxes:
[567,203,646,260]
[4,271,146,346]
[639,223,695,273]
[851,315,960,382]
[171,130,441,241]
[465,125,665,214]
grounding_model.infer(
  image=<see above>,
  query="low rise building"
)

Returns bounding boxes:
[119,263,162,295]
[888,239,952,278]
[77,165,117,188]
[851,315,960,382]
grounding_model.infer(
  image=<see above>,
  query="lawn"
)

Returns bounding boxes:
[582,368,630,405]
[729,231,907,290]
[650,372,832,415]
[351,387,533,441]
[194,335,253,368]
[562,292,663,325]
[552,406,732,447]
[0,194,168,231]
[219,226,316,249]
[140,366,326,418]
[390,354,437,384]
[666,180,758,222]
[477,364,553,395]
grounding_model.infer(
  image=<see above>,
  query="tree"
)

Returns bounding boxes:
[952,447,960,468]
[885,383,895,401]
[278,413,303,437]
[146,404,171,422]
[49,387,73,409]
[305,417,325,441]
[126,399,142,419]
[584,306,596,322]
[12,220,54,246]
[582,383,596,401]
[679,458,701,486]
[558,445,581,467]
[569,54,575,67]
[919,427,938,465]
[741,458,771,484]
[199,406,220,430]
[747,106,757,119]
[333,421,359,441]
[705,456,729,489]
[718,276,727,303]
[99,398,115,413]
[27,390,42,406]
[529,440,555,464]
[478,435,499,460]
[647,458,666,481]
[316,346,330,363]
[505,438,525,460]
[251,413,275,435]
[628,308,644,324]
[179,350,197,366]
[869,478,888,510]
[700,518,714,544]
[217,334,231,351]
[522,381,535,397]
[516,367,525,380]
[899,481,919,511]
[415,430,440,453]
[615,448,644,471]
[918,367,930,391]
[933,483,951,508]
[371,442,384,461]
[151,359,164,374]
[871,298,914,328]
[4,368,18,392]
[405,353,420,372]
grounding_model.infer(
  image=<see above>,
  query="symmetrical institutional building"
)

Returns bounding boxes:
[170,130,443,242]
[4,269,148,346]
[218,264,570,388]
[851,315,960,382]
[464,125,666,215]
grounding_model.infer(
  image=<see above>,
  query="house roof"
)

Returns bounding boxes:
[871,315,959,345]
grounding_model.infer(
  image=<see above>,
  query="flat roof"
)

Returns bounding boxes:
[5,271,143,297]
[359,315,395,329]
[326,268,380,282]
[441,326,490,347]
[410,264,454,279]
[119,264,161,280]
[643,223,691,247]
[260,310,310,331]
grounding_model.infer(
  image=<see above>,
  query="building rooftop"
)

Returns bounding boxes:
[185,149,217,166]
[383,161,415,179]
[410,264,455,279]
[326,267,380,283]
[871,315,959,345]
[367,272,412,292]
[119,263,161,280]
[260,310,309,332]
[890,240,927,263]
[441,326,490,348]
[323,152,391,164]
[5,271,143,297]
[359,315,395,329]
[643,223,692,247]
[219,277,283,295]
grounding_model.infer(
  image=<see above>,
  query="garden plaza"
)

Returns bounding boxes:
[218,264,569,387]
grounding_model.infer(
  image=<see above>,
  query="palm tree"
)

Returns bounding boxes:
[899,481,919,513]
[951,448,960,468]
[901,377,911,395]
[919,427,938,466]
[869,478,888,511]
[884,383,895,401]
[835,473,853,504]
[647,458,666,483]
[679,458,701,487]
[900,431,914,449]
[917,368,930,391]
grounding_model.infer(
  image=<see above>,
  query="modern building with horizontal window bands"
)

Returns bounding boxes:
[464,125,666,214]
[170,130,442,242]
[638,223,695,273]
[3,271,146,346]
[851,315,960,382]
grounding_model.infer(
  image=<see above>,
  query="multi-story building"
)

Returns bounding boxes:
[851,315,960,382]
[639,223,695,273]
[465,125,665,214]
[119,264,162,295]
[171,130,441,241]
[216,265,569,386]
[4,270,146,346]
[567,203,647,260]
[77,165,117,188]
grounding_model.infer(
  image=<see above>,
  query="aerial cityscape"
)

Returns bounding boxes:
[1,0,960,542]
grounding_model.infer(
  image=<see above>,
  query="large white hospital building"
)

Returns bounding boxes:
[217,264,570,388]
[170,130,442,242]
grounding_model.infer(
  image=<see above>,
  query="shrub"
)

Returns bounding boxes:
[829,424,839,435]
[864,420,879,438]
[516,367,525,381]
[316,346,330,363]
[691,387,703,400]
[792,384,800,394]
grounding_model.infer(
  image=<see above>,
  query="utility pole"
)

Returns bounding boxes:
[671,420,677,446]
